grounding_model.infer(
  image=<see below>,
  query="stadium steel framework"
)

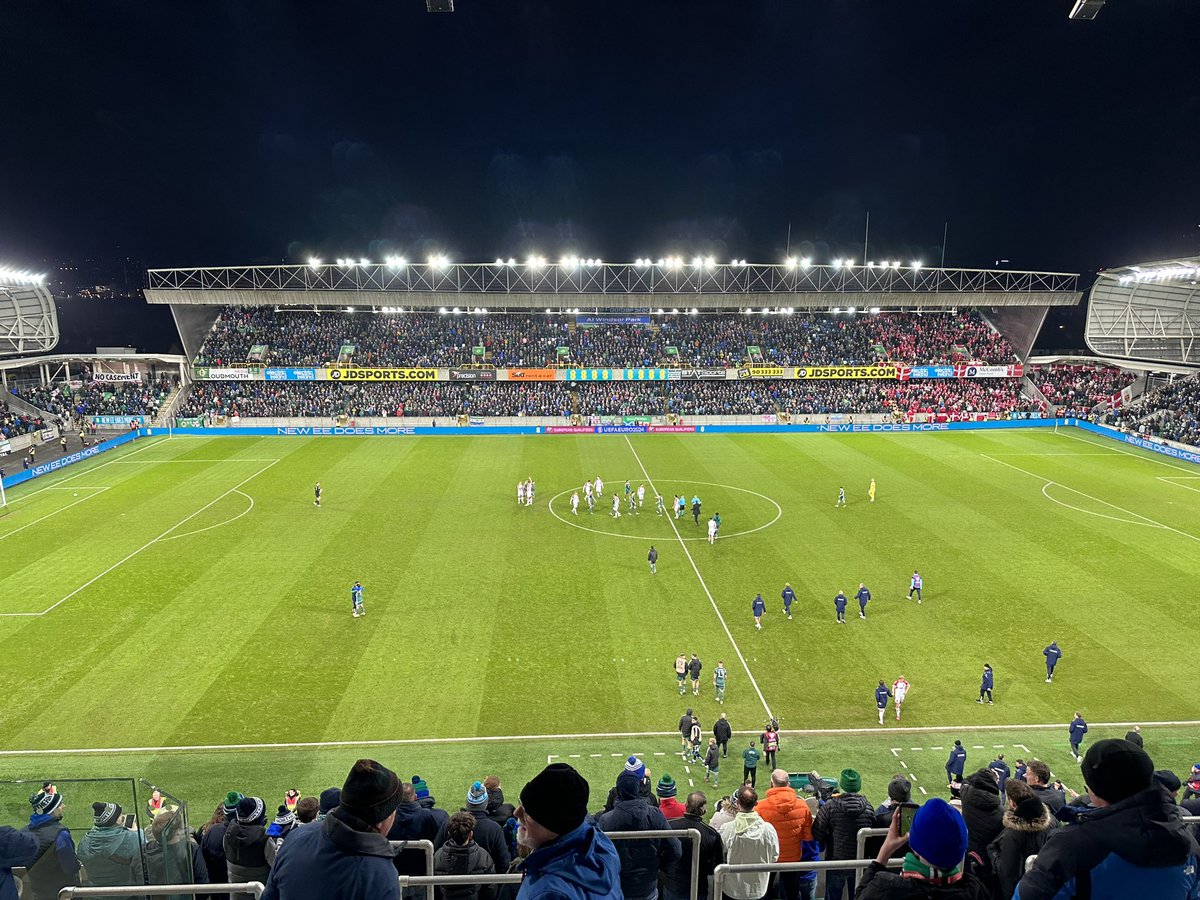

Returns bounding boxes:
[0,270,57,356]
[1086,258,1200,366]
[146,261,1081,311]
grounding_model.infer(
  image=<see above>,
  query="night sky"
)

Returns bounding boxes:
[2,1,1198,284]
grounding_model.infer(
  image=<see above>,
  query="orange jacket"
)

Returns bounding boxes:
[755,785,813,862]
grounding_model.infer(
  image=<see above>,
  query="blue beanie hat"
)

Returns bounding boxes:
[908,798,968,871]
[412,776,430,800]
[624,756,646,779]
[467,781,488,808]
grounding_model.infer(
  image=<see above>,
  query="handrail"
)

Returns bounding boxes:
[59,884,264,899]
[855,826,889,859]
[713,858,905,900]
[390,838,435,900]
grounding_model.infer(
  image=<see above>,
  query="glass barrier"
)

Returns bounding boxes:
[139,778,196,897]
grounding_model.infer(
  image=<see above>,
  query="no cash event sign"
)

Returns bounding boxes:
[326,367,437,381]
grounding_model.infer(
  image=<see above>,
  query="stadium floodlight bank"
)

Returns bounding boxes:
[0,266,57,356]
[145,261,1081,311]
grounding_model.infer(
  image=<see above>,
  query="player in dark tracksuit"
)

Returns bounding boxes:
[834,591,848,624]
[781,584,796,620]
[856,584,871,620]
[977,664,994,704]
[1068,713,1088,759]
[875,681,892,725]
[1044,641,1062,682]
[692,496,702,525]
[946,741,967,784]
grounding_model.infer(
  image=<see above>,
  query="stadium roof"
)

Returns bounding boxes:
[0,268,57,356]
[1086,257,1200,366]
[145,261,1082,311]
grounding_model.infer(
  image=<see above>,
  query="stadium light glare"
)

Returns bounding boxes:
[705,257,715,270]
[656,258,666,267]
[911,261,922,270]
[832,307,841,313]
[867,261,875,268]
[494,258,505,266]
[359,258,370,266]
[891,260,901,269]
[308,257,322,269]
[785,257,797,269]
[346,306,355,313]
[832,259,843,269]
[671,308,679,315]
[452,307,461,315]
[870,307,881,314]
[691,257,703,268]
[656,308,665,314]
[800,258,812,269]
[507,258,517,267]
[690,308,698,315]
[545,307,553,314]
[848,306,857,314]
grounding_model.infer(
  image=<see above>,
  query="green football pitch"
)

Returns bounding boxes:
[2,426,1198,823]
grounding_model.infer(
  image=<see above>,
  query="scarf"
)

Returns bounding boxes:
[901,851,964,884]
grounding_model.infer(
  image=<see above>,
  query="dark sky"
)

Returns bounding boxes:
[1,0,1198,275]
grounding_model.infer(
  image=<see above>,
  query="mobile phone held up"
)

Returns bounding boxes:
[897,802,920,837]
[122,814,136,829]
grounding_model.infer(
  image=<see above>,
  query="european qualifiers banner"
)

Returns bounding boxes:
[325,367,438,382]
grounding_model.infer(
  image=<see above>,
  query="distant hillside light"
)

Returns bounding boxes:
[426,0,454,10]
[1069,0,1104,19]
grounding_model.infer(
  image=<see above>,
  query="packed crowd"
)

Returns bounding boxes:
[179,381,575,419]
[6,732,1199,900]
[12,375,179,419]
[177,379,1044,421]
[0,400,47,438]
[193,308,1017,369]
[1030,365,1136,416]
[1102,374,1200,448]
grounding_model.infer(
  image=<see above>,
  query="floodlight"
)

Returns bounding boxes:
[656,258,665,267]
[705,257,715,270]
[692,257,703,268]
[832,259,843,269]
[453,307,461,315]
[690,308,698,315]
[785,257,797,269]
[891,261,901,269]
[832,307,841,313]
[867,261,876,268]
[439,307,448,314]
[308,257,322,268]
[870,307,881,314]
[848,307,856,314]
[911,261,922,270]
[359,258,370,266]
[507,258,516,267]
[800,258,812,269]
[346,306,355,313]
[494,258,505,266]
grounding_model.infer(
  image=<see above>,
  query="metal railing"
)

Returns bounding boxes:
[391,838,435,900]
[59,884,264,899]
[713,857,905,900]
[855,826,889,859]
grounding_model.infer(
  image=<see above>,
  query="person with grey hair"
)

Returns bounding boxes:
[663,792,723,900]
[717,786,779,900]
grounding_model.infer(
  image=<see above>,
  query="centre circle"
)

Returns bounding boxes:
[547,479,782,541]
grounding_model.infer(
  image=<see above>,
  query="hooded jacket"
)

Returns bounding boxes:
[714,718,732,744]
[389,801,445,875]
[595,796,681,897]
[958,770,1004,863]
[812,791,875,863]
[433,838,496,900]
[485,789,516,828]
[855,863,991,899]
[22,814,80,900]
[435,808,511,875]
[262,806,399,900]
[223,817,270,887]
[78,824,144,887]
[515,821,621,900]
[1015,785,1200,899]
[755,784,820,885]
[988,801,1058,900]
[718,812,780,900]
[1,826,39,900]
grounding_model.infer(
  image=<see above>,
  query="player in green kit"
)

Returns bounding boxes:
[656,493,665,516]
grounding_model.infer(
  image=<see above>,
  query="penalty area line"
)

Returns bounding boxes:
[623,435,774,720]
[5,720,1200,758]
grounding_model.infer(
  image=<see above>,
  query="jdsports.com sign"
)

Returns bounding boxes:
[795,365,898,380]
[326,367,437,382]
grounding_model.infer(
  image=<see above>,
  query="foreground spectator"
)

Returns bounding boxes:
[263,758,403,900]
[857,798,987,898]
[663,791,724,900]
[987,781,1057,900]
[225,797,270,898]
[657,774,687,819]
[78,801,143,888]
[483,776,516,830]
[390,782,447,897]
[1024,760,1066,815]
[756,769,817,900]
[717,785,780,900]
[812,769,874,900]
[433,812,496,900]
[957,767,1003,879]
[0,825,38,900]
[595,771,681,900]
[197,799,235,895]
[515,763,621,900]
[22,786,80,900]
[1016,739,1200,899]
[265,806,298,866]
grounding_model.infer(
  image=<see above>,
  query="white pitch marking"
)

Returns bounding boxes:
[590,754,603,758]
[0,487,109,541]
[909,775,918,782]
[1041,482,1160,528]
[654,752,666,756]
[890,748,901,757]
[5,720,1198,758]
[4,435,170,505]
[930,747,943,750]
[910,747,923,751]
[972,745,985,749]
[899,761,908,769]
[1015,744,1030,753]
[1157,477,1200,495]
[984,454,1200,543]
[1056,427,1200,475]
[624,436,773,718]
[14,458,279,618]
[993,744,1005,748]
[159,489,255,542]
[547,755,557,764]
[919,787,927,795]
[569,754,581,758]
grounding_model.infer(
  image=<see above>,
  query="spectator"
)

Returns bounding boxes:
[603,758,654,813]
[145,808,209,898]
[987,781,1057,900]
[856,798,987,898]
[514,762,621,900]
[78,801,143,889]
[874,776,913,827]
[295,798,320,826]
[390,782,448,899]
[595,771,681,900]
[198,794,239,894]
[0,825,38,900]
[988,754,1011,794]
[957,768,1004,879]
[714,715,732,758]
[483,776,516,829]
[657,775,687,819]
[717,785,780,900]
[663,791,724,900]
[21,785,80,900]
[436,782,511,875]
[224,796,270,898]
[946,741,968,784]
[811,769,875,900]
[317,788,341,822]
[1124,726,1143,749]
[433,812,496,900]
[1024,761,1066,815]
[262,758,403,900]
[756,769,818,900]
[710,792,739,833]
[1016,739,1200,898]
[265,806,298,867]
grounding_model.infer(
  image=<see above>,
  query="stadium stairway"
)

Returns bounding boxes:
[155,381,187,425]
